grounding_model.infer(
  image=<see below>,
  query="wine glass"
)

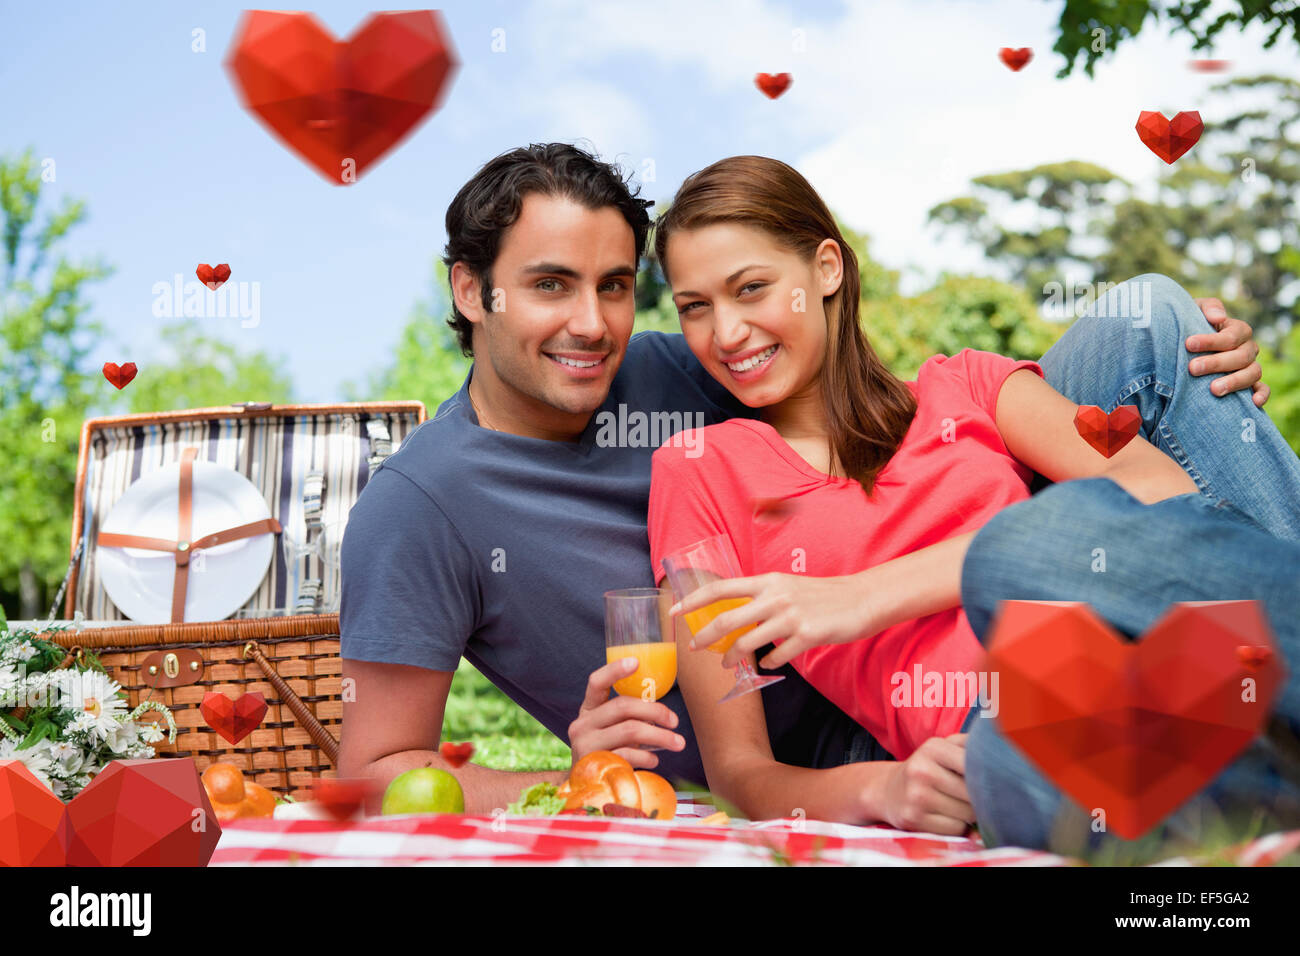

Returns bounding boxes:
[661,534,784,703]
[604,588,678,752]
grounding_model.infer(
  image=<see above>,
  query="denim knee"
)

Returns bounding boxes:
[1128,272,1210,342]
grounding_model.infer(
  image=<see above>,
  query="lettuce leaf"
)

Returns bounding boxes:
[507,781,566,816]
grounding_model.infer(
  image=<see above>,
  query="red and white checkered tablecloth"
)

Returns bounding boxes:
[210,794,1300,866]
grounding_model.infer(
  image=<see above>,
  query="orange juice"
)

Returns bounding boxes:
[683,598,756,654]
[607,642,678,699]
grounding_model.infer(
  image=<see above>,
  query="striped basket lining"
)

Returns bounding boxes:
[76,412,419,621]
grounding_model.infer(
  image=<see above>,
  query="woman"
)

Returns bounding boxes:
[645,155,1300,840]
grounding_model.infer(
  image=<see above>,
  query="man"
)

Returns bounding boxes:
[338,142,1270,815]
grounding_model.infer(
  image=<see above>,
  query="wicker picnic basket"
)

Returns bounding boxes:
[34,401,426,799]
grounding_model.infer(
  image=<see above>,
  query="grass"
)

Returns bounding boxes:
[439,659,571,772]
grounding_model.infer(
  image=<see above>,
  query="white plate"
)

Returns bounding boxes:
[97,460,276,624]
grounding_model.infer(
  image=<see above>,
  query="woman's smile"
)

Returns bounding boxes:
[721,343,781,382]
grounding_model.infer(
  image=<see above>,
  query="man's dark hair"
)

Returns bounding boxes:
[441,142,653,357]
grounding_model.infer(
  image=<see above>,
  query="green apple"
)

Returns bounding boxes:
[381,767,465,815]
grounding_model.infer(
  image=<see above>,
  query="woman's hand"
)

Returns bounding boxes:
[862,734,975,835]
[669,569,883,671]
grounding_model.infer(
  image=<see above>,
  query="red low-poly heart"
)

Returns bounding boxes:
[311,777,378,820]
[200,692,268,745]
[1074,404,1141,458]
[755,73,792,99]
[224,10,458,185]
[999,47,1032,71]
[0,759,220,866]
[102,362,138,390]
[985,600,1285,840]
[196,263,232,290]
[440,741,474,769]
[1136,110,1203,164]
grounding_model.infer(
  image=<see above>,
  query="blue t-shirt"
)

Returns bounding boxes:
[340,331,878,785]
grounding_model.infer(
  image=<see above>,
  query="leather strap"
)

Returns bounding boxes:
[191,517,282,551]
[171,448,198,623]
[96,532,179,552]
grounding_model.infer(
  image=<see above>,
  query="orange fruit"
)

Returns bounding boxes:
[242,782,277,818]
[202,762,246,805]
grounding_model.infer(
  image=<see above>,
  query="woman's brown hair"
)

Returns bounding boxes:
[652,155,917,497]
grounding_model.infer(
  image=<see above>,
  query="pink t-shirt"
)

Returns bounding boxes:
[647,348,1043,760]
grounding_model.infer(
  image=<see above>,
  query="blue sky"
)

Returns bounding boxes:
[2,0,1296,402]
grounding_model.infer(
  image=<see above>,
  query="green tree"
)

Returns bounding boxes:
[0,149,111,619]
[123,323,294,413]
[1051,0,1300,78]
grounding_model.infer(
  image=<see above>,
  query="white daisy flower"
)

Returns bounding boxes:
[11,641,37,662]
[0,739,55,790]
[138,722,165,745]
[54,671,126,743]
[48,740,87,774]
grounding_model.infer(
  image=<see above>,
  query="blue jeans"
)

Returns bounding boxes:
[961,273,1300,852]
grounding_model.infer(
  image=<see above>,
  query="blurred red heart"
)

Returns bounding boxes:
[755,73,791,99]
[986,600,1284,839]
[1136,110,1203,164]
[1074,404,1141,458]
[224,10,458,184]
[439,741,474,768]
[200,692,268,745]
[1188,59,1230,72]
[1,758,220,867]
[999,47,1032,71]
[102,362,138,390]
[196,263,232,290]
[311,778,378,820]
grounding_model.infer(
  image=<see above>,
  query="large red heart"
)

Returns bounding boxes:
[200,691,268,745]
[1073,404,1140,458]
[196,263,231,290]
[0,759,220,866]
[1136,110,1203,164]
[755,73,792,99]
[999,47,1032,71]
[224,10,458,185]
[102,361,138,390]
[984,600,1285,839]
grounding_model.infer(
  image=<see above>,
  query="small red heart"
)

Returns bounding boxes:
[1237,645,1273,669]
[1188,59,1230,72]
[311,778,378,820]
[1074,404,1141,458]
[755,73,791,99]
[200,692,268,745]
[196,263,232,290]
[1136,110,1203,164]
[999,47,1032,71]
[102,362,138,390]
[439,741,474,768]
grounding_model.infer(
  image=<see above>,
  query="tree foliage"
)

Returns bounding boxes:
[1051,0,1300,78]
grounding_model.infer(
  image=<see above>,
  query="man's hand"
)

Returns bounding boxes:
[1190,297,1268,407]
[864,734,974,836]
[567,658,685,770]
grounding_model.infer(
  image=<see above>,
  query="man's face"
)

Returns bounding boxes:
[461,192,638,432]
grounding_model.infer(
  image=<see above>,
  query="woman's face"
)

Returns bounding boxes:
[665,222,842,408]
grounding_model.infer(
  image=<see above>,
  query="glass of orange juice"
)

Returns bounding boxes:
[661,535,785,703]
[604,587,678,716]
